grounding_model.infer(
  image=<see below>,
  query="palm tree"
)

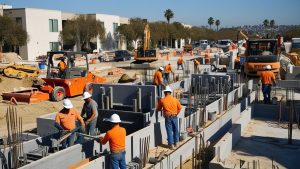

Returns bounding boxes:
[270,19,275,28]
[263,19,269,28]
[164,9,174,24]
[208,17,214,30]
[215,19,220,31]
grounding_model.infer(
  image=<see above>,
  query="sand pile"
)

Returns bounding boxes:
[1,52,22,63]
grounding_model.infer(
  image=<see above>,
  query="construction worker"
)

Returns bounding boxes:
[156,86,182,150]
[153,67,165,97]
[164,63,173,84]
[234,55,241,71]
[58,57,67,78]
[193,59,200,73]
[259,65,276,104]
[54,99,85,148]
[177,56,184,70]
[99,114,126,169]
[81,92,98,136]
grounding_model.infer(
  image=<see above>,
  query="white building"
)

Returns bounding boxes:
[3,7,129,61]
[4,8,62,60]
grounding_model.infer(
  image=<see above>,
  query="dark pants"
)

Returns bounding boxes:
[62,132,75,148]
[194,65,199,73]
[165,116,179,145]
[177,63,184,70]
[155,84,162,98]
[110,151,126,169]
[164,73,170,84]
[262,84,272,104]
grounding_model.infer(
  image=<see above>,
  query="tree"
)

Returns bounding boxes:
[60,15,105,52]
[263,19,269,28]
[208,17,214,30]
[270,19,275,28]
[164,9,174,24]
[0,15,28,53]
[215,19,220,31]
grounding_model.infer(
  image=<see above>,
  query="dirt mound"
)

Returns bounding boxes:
[0,75,34,93]
[1,52,22,63]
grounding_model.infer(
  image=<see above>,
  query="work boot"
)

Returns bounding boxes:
[174,142,178,148]
[168,144,175,150]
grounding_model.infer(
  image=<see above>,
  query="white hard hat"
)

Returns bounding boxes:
[163,86,172,93]
[159,67,164,71]
[108,114,121,123]
[265,65,271,70]
[82,92,92,100]
[63,99,73,109]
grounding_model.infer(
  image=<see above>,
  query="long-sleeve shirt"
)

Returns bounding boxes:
[157,95,182,117]
[101,124,126,152]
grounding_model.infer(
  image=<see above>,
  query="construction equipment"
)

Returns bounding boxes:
[183,44,193,53]
[134,24,158,63]
[1,51,106,103]
[3,64,40,79]
[39,51,106,101]
[243,39,280,76]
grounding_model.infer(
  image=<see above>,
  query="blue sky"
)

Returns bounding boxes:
[1,0,300,27]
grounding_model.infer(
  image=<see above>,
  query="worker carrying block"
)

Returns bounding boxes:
[259,65,276,104]
[156,86,182,150]
[54,99,85,148]
[99,114,126,169]
[81,92,98,136]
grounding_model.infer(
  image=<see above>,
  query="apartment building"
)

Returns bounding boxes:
[4,8,62,60]
[3,7,129,61]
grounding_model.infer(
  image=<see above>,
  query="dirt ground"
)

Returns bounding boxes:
[0,62,143,136]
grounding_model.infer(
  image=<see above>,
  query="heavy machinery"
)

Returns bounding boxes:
[3,64,40,79]
[2,51,106,103]
[243,39,280,76]
[134,24,158,63]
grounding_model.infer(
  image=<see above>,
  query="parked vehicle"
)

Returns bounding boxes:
[216,39,233,51]
[200,40,208,44]
[114,50,132,61]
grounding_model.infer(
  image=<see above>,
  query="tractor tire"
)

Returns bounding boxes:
[51,86,66,101]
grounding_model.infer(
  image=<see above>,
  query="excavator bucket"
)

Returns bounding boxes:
[2,88,49,104]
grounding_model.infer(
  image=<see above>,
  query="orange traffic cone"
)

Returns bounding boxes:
[167,53,170,60]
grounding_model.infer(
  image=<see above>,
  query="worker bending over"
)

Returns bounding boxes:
[58,57,67,78]
[99,114,126,169]
[194,59,200,73]
[177,56,184,70]
[153,67,165,98]
[157,86,182,150]
[55,99,85,148]
[259,65,276,104]
[164,63,173,84]
[81,92,98,136]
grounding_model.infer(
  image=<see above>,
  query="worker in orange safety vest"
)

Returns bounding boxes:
[156,86,182,150]
[153,67,165,97]
[259,65,276,104]
[177,57,184,70]
[99,114,126,169]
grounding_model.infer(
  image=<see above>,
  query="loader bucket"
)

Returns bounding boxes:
[2,88,49,104]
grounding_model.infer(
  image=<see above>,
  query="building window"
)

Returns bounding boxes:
[100,21,104,28]
[50,42,59,51]
[15,17,22,25]
[113,22,118,33]
[49,19,58,32]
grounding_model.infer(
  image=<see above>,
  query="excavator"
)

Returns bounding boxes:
[3,64,40,79]
[134,24,158,63]
[2,51,106,103]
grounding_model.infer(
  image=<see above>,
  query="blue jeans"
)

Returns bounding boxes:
[110,151,126,169]
[165,116,179,145]
[164,73,170,84]
[87,118,97,136]
[62,133,75,148]
[156,84,162,98]
[262,84,272,104]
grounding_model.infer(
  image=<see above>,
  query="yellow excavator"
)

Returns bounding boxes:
[134,24,158,62]
[3,65,40,79]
